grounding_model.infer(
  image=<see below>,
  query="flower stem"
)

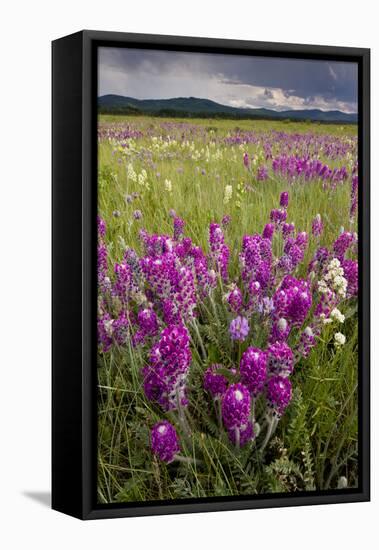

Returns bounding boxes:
[260,415,278,452]
[191,319,207,360]
[174,455,203,466]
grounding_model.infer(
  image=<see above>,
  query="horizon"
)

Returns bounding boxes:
[99,47,358,114]
[98,93,358,115]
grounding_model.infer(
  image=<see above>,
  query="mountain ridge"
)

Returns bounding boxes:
[98,94,358,123]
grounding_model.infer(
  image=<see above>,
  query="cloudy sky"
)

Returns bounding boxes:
[98,47,358,113]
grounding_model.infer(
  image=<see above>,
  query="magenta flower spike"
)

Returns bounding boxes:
[204,364,229,398]
[266,376,292,416]
[240,347,267,396]
[151,421,180,463]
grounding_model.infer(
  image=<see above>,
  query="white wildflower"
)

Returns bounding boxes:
[330,308,345,323]
[334,332,346,347]
[164,179,172,193]
[223,185,233,205]
[127,163,137,182]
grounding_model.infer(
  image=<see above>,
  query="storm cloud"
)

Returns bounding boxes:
[98,47,358,113]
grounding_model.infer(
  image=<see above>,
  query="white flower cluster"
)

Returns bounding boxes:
[127,163,137,182]
[164,179,172,193]
[318,258,347,299]
[223,185,233,205]
[334,332,346,347]
[138,168,149,189]
[330,308,345,323]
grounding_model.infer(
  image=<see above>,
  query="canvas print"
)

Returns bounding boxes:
[96,47,359,504]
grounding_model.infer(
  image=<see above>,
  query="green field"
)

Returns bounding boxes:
[97,115,358,503]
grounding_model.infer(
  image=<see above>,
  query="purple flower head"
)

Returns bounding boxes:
[133,209,142,220]
[226,285,243,314]
[209,223,230,280]
[221,215,231,227]
[333,231,354,260]
[113,262,132,303]
[266,376,292,416]
[282,222,295,239]
[277,254,294,274]
[97,216,106,239]
[243,152,250,168]
[97,312,113,352]
[113,310,129,345]
[229,316,249,342]
[97,242,108,281]
[173,217,185,240]
[222,383,251,430]
[270,208,287,226]
[228,420,255,446]
[267,341,294,377]
[151,421,180,463]
[270,317,290,343]
[240,347,267,396]
[342,259,358,297]
[169,208,177,218]
[138,308,159,337]
[262,223,275,241]
[288,243,304,267]
[280,191,289,208]
[240,234,272,289]
[298,326,316,358]
[143,324,192,411]
[204,364,229,398]
[273,276,312,326]
[312,214,323,237]
[295,231,308,251]
[257,166,268,181]
[350,175,358,220]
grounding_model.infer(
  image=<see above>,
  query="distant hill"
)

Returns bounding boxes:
[98,95,358,124]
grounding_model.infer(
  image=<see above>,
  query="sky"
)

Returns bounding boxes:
[98,47,358,113]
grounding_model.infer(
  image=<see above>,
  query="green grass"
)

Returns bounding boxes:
[97,115,358,503]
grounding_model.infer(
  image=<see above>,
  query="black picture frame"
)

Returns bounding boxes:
[52,30,370,520]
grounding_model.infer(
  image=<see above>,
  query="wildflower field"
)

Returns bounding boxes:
[97,115,359,503]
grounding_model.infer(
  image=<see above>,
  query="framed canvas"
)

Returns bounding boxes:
[52,30,370,520]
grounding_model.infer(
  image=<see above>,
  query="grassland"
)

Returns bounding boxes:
[97,115,358,503]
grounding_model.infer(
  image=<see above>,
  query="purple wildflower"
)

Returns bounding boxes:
[298,326,316,358]
[143,324,192,411]
[133,209,142,220]
[97,216,106,239]
[333,231,354,260]
[266,376,292,416]
[204,364,229,398]
[222,383,251,430]
[263,223,275,241]
[226,285,243,314]
[282,222,295,239]
[267,341,294,377]
[342,259,358,297]
[257,166,268,181]
[229,316,249,342]
[221,215,231,227]
[240,347,267,396]
[350,175,358,220]
[228,420,255,446]
[173,217,185,240]
[280,191,289,208]
[312,214,323,237]
[151,421,180,463]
